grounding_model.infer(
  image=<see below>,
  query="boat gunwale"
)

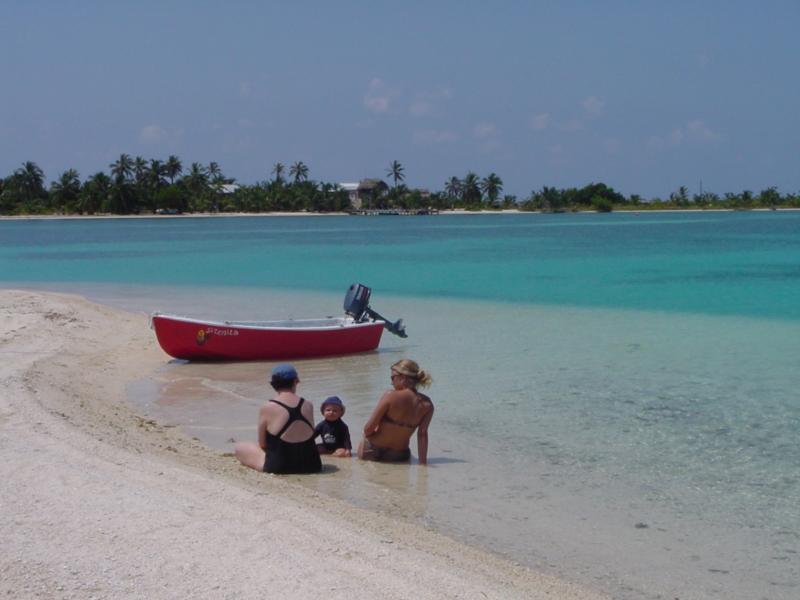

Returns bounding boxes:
[151,312,385,333]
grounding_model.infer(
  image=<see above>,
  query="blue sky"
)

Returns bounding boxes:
[1,1,798,199]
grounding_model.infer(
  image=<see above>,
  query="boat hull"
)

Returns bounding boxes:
[151,314,385,361]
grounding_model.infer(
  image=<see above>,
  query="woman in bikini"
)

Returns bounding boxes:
[358,359,434,464]
[234,364,322,474]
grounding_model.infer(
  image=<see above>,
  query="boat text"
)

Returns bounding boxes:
[206,327,239,336]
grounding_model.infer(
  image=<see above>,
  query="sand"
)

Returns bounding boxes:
[0,289,609,599]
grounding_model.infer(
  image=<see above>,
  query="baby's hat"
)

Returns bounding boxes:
[320,395,345,415]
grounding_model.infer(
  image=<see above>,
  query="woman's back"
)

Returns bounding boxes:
[264,393,315,441]
[370,389,432,450]
[263,395,321,474]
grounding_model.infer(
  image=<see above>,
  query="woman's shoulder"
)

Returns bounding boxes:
[264,394,304,409]
[388,388,419,401]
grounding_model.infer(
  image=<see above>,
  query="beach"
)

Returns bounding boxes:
[3,212,799,599]
[0,289,609,599]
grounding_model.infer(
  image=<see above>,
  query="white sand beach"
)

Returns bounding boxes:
[0,290,609,599]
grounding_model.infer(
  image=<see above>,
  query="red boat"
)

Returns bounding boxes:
[151,284,406,361]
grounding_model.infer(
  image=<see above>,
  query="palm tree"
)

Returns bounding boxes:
[272,162,285,183]
[50,169,81,213]
[186,162,208,188]
[207,161,224,183]
[79,172,111,214]
[444,176,462,198]
[165,155,183,184]
[133,156,148,183]
[462,172,481,205]
[386,160,405,187]
[109,154,136,213]
[14,161,46,203]
[289,161,309,183]
[109,154,133,184]
[133,156,147,177]
[148,159,166,189]
[480,173,503,207]
[444,176,462,209]
[185,162,209,210]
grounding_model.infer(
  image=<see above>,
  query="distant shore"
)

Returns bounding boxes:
[2,207,799,221]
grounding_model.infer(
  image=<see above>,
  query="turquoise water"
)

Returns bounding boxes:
[2,212,799,599]
[3,212,800,319]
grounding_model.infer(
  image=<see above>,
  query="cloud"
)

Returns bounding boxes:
[408,86,453,118]
[139,125,166,143]
[649,120,720,151]
[472,122,501,153]
[582,95,605,116]
[529,113,551,131]
[239,82,252,98]
[670,120,719,145]
[685,119,719,142]
[364,78,393,114]
[669,128,685,145]
[412,129,459,144]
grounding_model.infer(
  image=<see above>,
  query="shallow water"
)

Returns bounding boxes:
[2,212,799,598]
[122,290,798,600]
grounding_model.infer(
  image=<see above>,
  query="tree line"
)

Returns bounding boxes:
[1,156,798,215]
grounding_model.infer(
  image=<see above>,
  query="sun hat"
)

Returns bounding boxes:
[271,363,298,381]
[320,395,345,415]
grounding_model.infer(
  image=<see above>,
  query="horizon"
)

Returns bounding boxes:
[2,2,798,199]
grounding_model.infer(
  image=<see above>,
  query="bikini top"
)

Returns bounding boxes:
[382,412,419,430]
[269,398,315,439]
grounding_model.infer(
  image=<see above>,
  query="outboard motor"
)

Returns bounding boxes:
[344,283,407,338]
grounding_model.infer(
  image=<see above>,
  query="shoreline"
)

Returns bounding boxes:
[0,289,609,599]
[2,206,799,221]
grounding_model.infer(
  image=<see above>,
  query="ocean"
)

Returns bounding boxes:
[2,211,798,599]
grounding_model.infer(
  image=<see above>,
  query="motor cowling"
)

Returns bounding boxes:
[343,283,372,320]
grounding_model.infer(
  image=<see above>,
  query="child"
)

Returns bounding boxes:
[314,396,352,457]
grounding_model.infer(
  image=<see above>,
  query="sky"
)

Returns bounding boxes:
[1,1,798,199]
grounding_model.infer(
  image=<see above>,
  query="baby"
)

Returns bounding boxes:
[314,396,352,457]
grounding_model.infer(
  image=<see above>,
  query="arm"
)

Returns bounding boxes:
[257,405,270,451]
[332,423,353,457]
[343,423,352,455]
[363,392,393,437]
[416,404,434,465]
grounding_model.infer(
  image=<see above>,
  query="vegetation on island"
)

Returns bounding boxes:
[1,156,798,216]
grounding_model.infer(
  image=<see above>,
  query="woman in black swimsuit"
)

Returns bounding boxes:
[358,359,434,464]
[234,364,322,474]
